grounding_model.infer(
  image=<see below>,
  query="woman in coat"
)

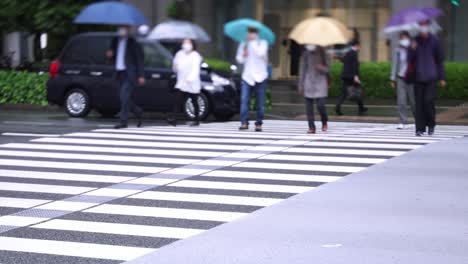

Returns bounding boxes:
[168,38,203,127]
[298,44,329,134]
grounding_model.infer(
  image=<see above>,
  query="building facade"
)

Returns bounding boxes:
[126,0,467,79]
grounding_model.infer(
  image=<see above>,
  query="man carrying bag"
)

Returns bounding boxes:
[335,39,368,116]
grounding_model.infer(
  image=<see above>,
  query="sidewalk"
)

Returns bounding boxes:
[128,136,468,264]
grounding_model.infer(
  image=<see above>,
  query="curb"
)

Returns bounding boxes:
[0,103,60,112]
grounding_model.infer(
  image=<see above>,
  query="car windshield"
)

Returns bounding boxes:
[139,40,173,69]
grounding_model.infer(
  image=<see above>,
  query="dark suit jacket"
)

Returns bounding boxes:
[341,49,359,81]
[110,37,144,83]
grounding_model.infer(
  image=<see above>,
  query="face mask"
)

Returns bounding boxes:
[182,43,193,52]
[419,25,430,34]
[305,44,316,51]
[117,27,129,37]
[247,33,258,40]
[399,39,410,47]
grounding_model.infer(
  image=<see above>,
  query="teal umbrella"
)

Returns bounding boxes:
[224,18,275,45]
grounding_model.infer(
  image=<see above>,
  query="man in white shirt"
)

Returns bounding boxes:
[236,27,269,132]
[107,26,145,129]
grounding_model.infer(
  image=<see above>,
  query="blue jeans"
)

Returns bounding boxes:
[240,80,267,126]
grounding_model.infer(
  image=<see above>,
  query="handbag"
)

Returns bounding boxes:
[347,83,363,101]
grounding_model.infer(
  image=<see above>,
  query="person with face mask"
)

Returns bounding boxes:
[169,39,202,126]
[408,20,446,136]
[298,44,329,134]
[390,31,416,130]
[335,39,368,116]
[107,26,145,129]
[236,27,269,132]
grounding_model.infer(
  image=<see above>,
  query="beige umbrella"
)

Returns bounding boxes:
[289,17,352,46]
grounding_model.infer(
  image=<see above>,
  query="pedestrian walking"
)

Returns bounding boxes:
[390,31,416,130]
[168,39,203,127]
[107,26,145,129]
[335,39,368,116]
[408,20,446,136]
[298,45,329,134]
[236,27,269,132]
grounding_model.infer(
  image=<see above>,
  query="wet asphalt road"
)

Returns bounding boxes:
[0,110,169,144]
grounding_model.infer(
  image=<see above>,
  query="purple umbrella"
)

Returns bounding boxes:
[385,6,442,28]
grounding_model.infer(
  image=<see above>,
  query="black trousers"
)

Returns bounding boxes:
[305,97,328,129]
[117,71,142,125]
[171,90,199,121]
[336,79,365,110]
[414,81,437,132]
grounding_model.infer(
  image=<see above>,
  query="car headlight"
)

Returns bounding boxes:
[211,73,230,86]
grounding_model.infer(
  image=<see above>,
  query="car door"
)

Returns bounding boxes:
[134,41,176,111]
[60,35,118,111]
[84,36,119,111]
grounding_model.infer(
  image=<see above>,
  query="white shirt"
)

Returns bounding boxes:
[236,39,268,86]
[173,50,202,94]
[116,37,128,71]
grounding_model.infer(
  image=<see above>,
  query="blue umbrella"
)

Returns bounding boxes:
[74,1,148,26]
[224,18,275,45]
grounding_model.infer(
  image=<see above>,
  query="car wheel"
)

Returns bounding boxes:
[214,113,235,121]
[184,93,210,121]
[98,109,119,118]
[64,88,91,118]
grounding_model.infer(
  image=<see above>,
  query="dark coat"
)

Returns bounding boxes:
[341,49,359,81]
[110,37,144,83]
[408,34,445,83]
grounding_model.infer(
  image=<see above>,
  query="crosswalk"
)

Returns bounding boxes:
[0,121,467,263]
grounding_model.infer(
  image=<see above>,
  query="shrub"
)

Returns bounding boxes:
[329,62,468,99]
[204,58,232,73]
[0,71,48,106]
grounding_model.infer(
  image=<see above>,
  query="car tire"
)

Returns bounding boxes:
[184,93,210,121]
[98,109,119,118]
[214,113,236,121]
[64,88,91,118]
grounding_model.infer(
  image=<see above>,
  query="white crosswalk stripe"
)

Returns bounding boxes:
[0,237,155,261]
[0,120,466,263]
[84,204,248,222]
[32,219,205,239]
[0,197,51,209]
[130,191,283,207]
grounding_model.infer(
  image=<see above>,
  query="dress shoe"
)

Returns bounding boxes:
[239,124,249,130]
[189,121,200,127]
[322,124,328,132]
[167,119,177,127]
[428,127,435,135]
[358,107,369,115]
[114,123,128,129]
[335,106,343,116]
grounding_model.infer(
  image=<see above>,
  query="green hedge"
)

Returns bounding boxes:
[329,62,468,99]
[0,71,48,106]
[0,62,466,107]
[204,58,232,73]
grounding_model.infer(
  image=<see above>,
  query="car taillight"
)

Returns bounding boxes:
[49,61,61,78]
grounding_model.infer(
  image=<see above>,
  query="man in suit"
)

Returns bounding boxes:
[107,26,145,129]
[335,39,368,116]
